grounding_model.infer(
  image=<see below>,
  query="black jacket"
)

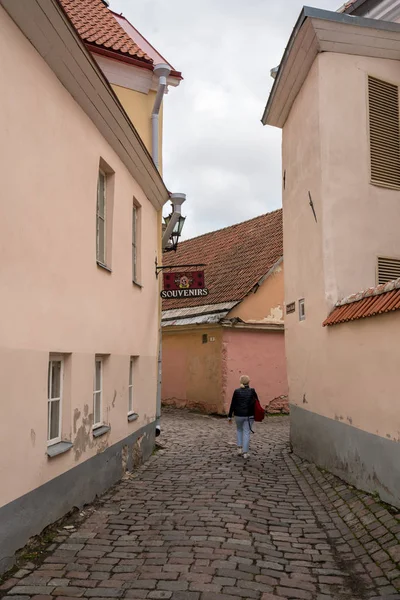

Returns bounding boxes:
[228,386,258,418]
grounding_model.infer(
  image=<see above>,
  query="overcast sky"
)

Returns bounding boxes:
[110,0,341,239]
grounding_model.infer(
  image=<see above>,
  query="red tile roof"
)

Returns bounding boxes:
[323,279,400,326]
[162,209,283,309]
[58,0,153,64]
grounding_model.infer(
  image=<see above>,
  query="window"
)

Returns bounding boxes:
[48,357,63,444]
[128,358,134,414]
[377,256,400,284]
[93,358,102,428]
[202,334,208,344]
[132,206,137,282]
[299,299,305,321]
[96,170,106,264]
[368,76,400,189]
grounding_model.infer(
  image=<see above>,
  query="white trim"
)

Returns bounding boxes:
[128,357,134,414]
[96,169,107,264]
[94,55,181,94]
[93,357,103,429]
[94,54,151,93]
[132,205,137,282]
[47,355,64,446]
[299,298,306,321]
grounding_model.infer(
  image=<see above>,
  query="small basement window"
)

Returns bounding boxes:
[377,256,400,285]
[202,334,208,344]
[299,299,305,321]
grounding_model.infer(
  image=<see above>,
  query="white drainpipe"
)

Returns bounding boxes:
[157,193,186,434]
[152,64,171,170]
[162,193,186,251]
[153,66,185,435]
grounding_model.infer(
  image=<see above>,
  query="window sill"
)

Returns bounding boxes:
[97,261,112,273]
[132,280,142,289]
[92,425,111,438]
[47,441,73,458]
[127,412,139,422]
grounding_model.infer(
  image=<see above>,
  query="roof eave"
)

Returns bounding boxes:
[110,9,183,81]
[261,6,308,127]
[88,44,183,82]
[262,6,400,129]
[2,0,170,210]
[86,44,154,71]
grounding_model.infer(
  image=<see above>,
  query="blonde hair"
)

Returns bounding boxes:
[240,375,250,388]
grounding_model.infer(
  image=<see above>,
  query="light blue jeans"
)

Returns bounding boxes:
[235,416,254,453]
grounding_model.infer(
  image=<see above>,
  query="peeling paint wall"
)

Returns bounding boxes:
[228,262,284,324]
[0,9,158,512]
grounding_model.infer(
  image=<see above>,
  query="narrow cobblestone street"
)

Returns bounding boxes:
[2,409,400,600]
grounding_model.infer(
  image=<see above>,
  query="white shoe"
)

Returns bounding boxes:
[243,453,249,459]
[237,447,242,455]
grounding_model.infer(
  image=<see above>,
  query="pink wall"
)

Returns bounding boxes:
[222,329,288,414]
[0,8,160,508]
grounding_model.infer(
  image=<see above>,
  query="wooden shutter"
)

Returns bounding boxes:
[368,76,400,189]
[377,256,400,284]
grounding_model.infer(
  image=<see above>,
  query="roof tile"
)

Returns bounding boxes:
[58,0,153,63]
[162,209,283,309]
[323,278,400,326]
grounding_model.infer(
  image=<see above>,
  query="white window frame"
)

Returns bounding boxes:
[299,298,306,321]
[128,358,134,414]
[47,356,63,445]
[96,169,106,264]
[93,357,103,429]
[132,205,137,282]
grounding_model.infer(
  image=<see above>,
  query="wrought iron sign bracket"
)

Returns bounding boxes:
[155,259,206,278]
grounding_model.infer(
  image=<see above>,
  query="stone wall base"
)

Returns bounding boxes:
[0,422,155,575]
[290,404,400,509]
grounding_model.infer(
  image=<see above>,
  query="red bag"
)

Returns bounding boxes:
[254,397,265,422]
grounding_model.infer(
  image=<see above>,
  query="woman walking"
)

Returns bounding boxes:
[228,375,258,459]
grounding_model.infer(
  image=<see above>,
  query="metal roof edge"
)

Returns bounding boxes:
[162,302,238,323]
[221,321,284,331]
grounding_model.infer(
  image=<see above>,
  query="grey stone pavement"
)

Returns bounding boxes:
[2,408,400,600]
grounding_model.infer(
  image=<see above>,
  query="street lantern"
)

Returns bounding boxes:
[163,213,186,252]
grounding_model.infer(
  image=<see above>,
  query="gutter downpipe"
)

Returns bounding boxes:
[152,64,170,437]
[152,65,185,437]
[156,193,186,437]
[152,63,171,170]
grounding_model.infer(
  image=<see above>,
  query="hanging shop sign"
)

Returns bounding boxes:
[161,271,209,299]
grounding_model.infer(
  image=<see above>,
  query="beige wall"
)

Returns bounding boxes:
[112,85,163,174]
[228,262,284,323]
[0,8,160,508]
[319,53,400,304]
[162,327,224,413]
[283,51,400,442]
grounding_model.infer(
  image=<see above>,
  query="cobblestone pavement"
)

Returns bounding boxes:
[2,409,400,600]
